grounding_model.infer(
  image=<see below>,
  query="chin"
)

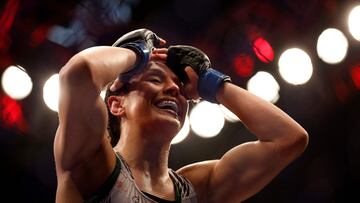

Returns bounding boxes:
[154,116,182,135]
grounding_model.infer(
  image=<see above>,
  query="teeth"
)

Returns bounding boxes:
[156,100,179,115]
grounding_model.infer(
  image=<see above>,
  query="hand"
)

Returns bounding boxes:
[166,45,210,82]
[183,66,200,100]
[110,48,168,92]
[151,48,200,100]
[111,29,166,89]
[150,48,168,62]
[166,45,230,103]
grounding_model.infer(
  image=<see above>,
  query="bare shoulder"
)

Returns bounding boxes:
[177,160,218,202]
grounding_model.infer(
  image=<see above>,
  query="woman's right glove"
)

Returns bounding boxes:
[166,45,231,103]
[112,28,163,83]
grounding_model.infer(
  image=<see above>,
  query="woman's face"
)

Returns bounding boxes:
[122,61,188,138]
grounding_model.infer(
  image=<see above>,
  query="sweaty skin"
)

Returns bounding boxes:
[54,46,308,203]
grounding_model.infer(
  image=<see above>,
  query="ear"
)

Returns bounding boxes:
[107,95,126,117]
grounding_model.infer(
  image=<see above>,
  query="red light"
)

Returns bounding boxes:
[0,0,20,51]
[350,65,360,89]
[0,94,27,133]
[233,54,254,77]
[252,37,274,63]
[30,24,51,47]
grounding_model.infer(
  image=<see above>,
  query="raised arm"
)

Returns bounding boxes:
[210,82,308,202]
[54,29,166,201]
[54,46,137,170]
[170,45,309,202]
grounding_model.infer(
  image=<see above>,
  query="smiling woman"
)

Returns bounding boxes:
[53,28,308,203]
[105,60,188,147]
[108,61,188,140]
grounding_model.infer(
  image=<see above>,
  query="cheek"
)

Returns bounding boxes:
[125,92,151,117]
[125,87,160,118]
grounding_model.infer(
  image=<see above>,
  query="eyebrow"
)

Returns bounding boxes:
[146,67,165,76]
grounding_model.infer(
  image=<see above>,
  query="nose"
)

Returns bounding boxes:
[164,79,180,97]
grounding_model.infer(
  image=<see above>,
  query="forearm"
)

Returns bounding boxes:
[217,82,308,143]
[56,46,137,167]
[59,46,137,92]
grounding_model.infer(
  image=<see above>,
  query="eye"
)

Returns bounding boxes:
[149,77,162,84]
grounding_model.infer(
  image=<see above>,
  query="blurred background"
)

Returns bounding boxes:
[1,0,360,202]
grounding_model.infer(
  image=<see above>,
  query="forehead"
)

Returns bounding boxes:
[145,61,179,81]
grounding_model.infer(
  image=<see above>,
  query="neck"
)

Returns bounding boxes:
[114,126,172,179]
[113,122,178,198]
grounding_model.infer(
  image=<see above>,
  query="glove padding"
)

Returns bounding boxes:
[112,28,162,83]
[166,45,210,82]
[112,28,161,49]
[166,45,231,103]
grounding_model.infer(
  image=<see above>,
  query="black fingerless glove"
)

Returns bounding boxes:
[166,45,231,103]
[112,28,162,83]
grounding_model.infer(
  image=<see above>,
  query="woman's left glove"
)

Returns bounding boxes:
[166,45,231,103]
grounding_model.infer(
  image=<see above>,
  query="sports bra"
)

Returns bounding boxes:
[85,152,198,203]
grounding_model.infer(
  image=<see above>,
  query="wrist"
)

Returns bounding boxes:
[118,41,150,83]
[198,68,231,103]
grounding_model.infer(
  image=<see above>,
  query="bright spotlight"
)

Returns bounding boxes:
[1,65,33,100]
[317,28,348,64]
[171,116,190,144]
[348,5,360,41]
[247,71,280,103]
[278,48,313,85]
[189,101,225,138]
[43,74,60,112]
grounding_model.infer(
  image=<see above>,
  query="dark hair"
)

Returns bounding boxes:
[104,82,130,147]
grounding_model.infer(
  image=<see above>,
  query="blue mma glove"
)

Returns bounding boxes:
[166,45,231,103]
[112,28,162,83]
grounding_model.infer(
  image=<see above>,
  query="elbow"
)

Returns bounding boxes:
[276,125,309,161]
[59,54,93,86]
[290,127,309,158]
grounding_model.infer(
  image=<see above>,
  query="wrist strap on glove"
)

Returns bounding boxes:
[119,41,150,83]
[198,68,231,103]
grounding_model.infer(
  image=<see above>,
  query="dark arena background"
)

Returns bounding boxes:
[1,0,360,202]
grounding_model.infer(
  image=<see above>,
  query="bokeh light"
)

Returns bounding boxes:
[252,37,274,63]
[348,5,360,41]
[1,65,33,100]
[317,28,348,64]
[189,101,225,138]
[350,65,360,89]
[233,54,254,77]
[278,48,313,85]
[43,74,60,112]
[247,71,280,103]
[0,94,27,132]
[171,116,190,144]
